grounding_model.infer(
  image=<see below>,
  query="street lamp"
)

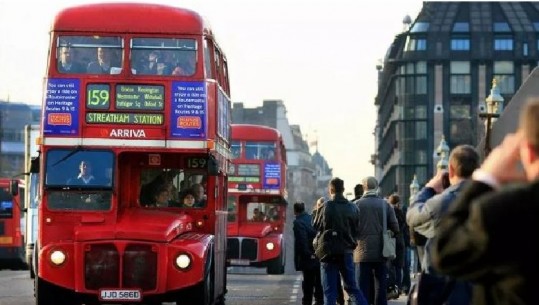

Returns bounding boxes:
[479,78,504,157]
[436,135,450,171]
[409,174,419,204]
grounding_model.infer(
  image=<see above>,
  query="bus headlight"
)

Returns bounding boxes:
[50,250,66,265]
[175,254,191,270]
[265,242,275,250]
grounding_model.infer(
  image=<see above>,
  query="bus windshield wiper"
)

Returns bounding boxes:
[51,145,83,167]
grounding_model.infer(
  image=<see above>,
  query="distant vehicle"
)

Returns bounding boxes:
[226,124,288,274]
[23,124,40,278]
[0,178,26,270]
[32,3,232,305]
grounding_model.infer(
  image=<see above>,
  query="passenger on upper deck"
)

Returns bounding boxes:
[58,46,85,74]
[87,47,113,74]
[171,52,196,76]
[142,51,171,75]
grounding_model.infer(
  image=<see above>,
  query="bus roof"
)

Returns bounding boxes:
[231,124,282,141]
[52,3,209,35]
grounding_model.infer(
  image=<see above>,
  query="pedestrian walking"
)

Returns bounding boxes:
[354,176,399,305]
[293,201,324,305]
[432,98,539,305]
[313,177,368,305]
[386,193,406,299]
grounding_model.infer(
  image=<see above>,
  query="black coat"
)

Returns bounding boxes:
[293,212,318,271]
[433,180,539,305]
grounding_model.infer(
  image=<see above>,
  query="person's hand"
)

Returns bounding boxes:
[315,197,325,209]
[480,132,527,184]
[425,170,447,193]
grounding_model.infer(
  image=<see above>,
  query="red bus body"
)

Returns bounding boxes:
[36,3,231,305]
[226,124,287,274]
[0,178,26,269]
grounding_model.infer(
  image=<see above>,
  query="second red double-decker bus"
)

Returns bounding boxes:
[29,3,232,305]
[0,178,26,269]
[226,124,287,274]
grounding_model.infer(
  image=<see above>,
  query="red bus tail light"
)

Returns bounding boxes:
[123,244,157,291]
[85,244,119,290]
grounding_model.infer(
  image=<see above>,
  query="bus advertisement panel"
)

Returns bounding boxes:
[226,124,288,274]
[34,3,231,305]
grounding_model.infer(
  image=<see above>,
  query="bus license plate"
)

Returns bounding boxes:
[99,289,141,301]
[230,259,250,266]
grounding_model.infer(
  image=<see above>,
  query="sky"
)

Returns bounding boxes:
[0,0,423,193]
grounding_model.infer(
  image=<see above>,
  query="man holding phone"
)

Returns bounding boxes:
[406,144,479,304]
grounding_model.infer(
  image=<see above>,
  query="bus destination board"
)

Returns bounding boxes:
[115,85,164,110]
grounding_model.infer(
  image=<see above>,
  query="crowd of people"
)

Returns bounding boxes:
[293,99,539,305]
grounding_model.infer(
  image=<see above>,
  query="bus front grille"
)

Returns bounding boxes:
[84,244,120,290]
[226,238,240,259]
[240,238,257,260]
[84,243,157,291]
[123,244,157,290]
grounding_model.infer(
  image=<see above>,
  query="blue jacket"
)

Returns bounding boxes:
[293,212,318,271]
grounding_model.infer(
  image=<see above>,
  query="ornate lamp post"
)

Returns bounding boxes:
[409,174,420,204]
[436,135,450,171]
[479,78,504,157]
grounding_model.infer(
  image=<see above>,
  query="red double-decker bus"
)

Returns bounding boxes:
[29,3,232,305]
[226,124,287,274]
[0,178,26,269]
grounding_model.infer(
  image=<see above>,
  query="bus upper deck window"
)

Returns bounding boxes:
[131,38,197,76]
[56,36,123,75]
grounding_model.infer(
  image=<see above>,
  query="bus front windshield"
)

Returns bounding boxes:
[44,149,114,211]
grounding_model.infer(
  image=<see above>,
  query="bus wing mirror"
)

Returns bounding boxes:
[10,180,19,196]
[208,155,219,176]
[30,156,40,173]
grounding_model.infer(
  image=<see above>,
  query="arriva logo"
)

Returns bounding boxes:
[109,129,147,138]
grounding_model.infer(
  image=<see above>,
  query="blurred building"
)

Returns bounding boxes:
[232,100,331,208]
[0,101,40,177]
[374,2,539,203]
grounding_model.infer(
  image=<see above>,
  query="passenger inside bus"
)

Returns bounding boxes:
[265,207,279,221]
[67,160,96,185]
[149,187,170,208]
[171,51,196,76]
[178,189,197,208]
[57,46,85,74]
[251,208,265,222]
[191,183,206,207]
[87,47,114,74]
[142,51,171,75]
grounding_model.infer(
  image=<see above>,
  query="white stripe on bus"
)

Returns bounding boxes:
[43,137,209,148]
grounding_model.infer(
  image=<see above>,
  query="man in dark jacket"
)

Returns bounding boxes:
[293,201,323,305]
[432,98,539,305]
[313,177,368,305]
[387,193,406,299]
[355,176,399,305]
[406,144,479,305]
